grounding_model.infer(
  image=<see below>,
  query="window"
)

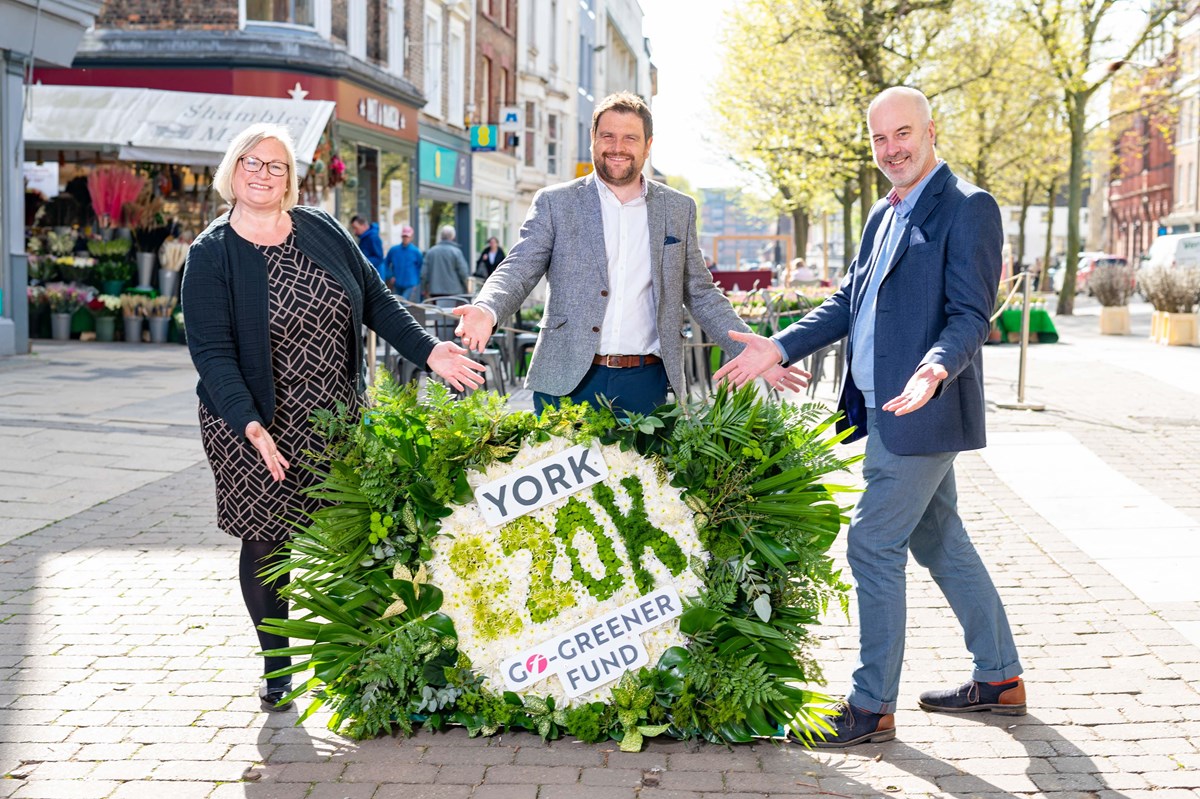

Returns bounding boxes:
[347,0,366,59]
[246,0,315,26]
[480,56,492,123]
[549,0,558,68]
[525,101,536,167]
[547,113,559,176]
[448,23,465,127]
[424,7,443,117]
[387,0,405,76]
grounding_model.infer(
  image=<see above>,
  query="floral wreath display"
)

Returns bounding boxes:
[264,381,860,749]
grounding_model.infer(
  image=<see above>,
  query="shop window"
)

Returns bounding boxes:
[547,113,559,176]
[245,0,315,27]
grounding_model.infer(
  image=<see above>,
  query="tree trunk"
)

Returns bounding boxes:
[842,180,857,273]
[1057,91,1088,316]
[1043,180,1057,289]
[859,165,873,239]
[1016,178,1033,272]
[792,206,809,268]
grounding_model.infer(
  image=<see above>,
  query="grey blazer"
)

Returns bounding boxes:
[475,174,749,398]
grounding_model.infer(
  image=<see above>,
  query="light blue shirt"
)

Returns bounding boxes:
[850,163,942,408]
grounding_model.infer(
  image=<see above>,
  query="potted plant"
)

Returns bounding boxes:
[1089,262,1137,335]
[126,189,170,289]
[88,295,122,342]
[145,296,176,344]
[88,165,145,235]
[1139,266,1200,346]
[43,282,91,340]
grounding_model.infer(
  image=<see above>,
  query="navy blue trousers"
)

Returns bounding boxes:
[533,362,669,418]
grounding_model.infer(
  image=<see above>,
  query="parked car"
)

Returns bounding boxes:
[1144,233,1200,271]
[1076,253,1129,295]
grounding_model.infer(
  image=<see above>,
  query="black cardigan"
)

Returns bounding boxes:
[181,206,438,438]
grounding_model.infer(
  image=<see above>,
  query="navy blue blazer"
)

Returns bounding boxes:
[774,164,1001,455]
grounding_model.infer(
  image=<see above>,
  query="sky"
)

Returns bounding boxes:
[640,0,748,190]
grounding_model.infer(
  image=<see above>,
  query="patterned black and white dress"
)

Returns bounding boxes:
[199,234,357,541]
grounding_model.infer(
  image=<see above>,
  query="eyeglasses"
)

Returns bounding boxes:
[239,155,290,177]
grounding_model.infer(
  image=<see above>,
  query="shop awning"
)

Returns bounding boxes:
[24,84,335,173]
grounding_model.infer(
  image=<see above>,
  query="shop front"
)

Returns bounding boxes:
[21,67,422,346]
[472,153,518,258]
[418,124,473,257]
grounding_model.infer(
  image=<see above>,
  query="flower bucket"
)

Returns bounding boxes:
[102,279,126,296]
[50,312,72,341]
[148,316,170,344]
[136,252,156,288]
[94,316,116,342]
[158,269,180,299]
[123,316,144,343]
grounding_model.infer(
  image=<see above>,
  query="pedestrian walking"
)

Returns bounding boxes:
[181,123,484,713]
[714,86,1024,747]
[421,225,471,298]
[350,215,387,286]
[453,91,805,416]
[475,236,506,279]
[385,224,423,301]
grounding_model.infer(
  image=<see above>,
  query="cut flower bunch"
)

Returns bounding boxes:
[262,381,860,749]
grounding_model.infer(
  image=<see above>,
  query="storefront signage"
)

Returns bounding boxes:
[419,140,470,191]
[500,105,522,132]
[499,586,682,697]
[474,444,607,527]
[358,97,406,131]
[470,125,498,152]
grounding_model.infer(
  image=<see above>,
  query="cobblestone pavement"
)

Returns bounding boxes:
[2,305,1200,798]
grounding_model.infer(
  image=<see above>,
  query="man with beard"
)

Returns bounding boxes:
[453,91,806,414]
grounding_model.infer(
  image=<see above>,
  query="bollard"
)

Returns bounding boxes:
[996,271,1045,411]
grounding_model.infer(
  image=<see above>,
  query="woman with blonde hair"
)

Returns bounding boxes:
[182,123,485,711]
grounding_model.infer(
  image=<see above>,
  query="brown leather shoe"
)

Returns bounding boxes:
[918,677,1026,715]
[807,702,897,748]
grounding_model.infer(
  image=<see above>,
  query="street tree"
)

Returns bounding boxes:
[1016,0,1182,315]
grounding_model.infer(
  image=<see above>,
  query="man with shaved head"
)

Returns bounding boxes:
[715,87,1024,747]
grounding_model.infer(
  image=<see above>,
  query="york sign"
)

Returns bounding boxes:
[474,444,607,527]
[500,586,682,697]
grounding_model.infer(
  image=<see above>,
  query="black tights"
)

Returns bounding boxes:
[239,539,292,690]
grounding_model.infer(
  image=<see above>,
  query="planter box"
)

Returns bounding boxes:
[1151,311,1198,346]
[1099,305,1131,335]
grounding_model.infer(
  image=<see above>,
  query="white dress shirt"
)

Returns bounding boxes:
[595,176,659,356]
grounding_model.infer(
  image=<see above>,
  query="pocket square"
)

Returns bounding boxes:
[909,227,927,245]
[664,235,681,245]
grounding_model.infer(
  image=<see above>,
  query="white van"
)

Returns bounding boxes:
[1145,233,1200,270]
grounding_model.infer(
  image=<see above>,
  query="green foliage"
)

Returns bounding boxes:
[265,380,856,747]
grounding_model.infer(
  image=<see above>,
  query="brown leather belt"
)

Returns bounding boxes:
[592,354,662,368]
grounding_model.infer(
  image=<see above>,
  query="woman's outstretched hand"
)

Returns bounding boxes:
[427,341,487,391]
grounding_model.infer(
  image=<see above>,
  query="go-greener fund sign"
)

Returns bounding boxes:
[500,586,682,697]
